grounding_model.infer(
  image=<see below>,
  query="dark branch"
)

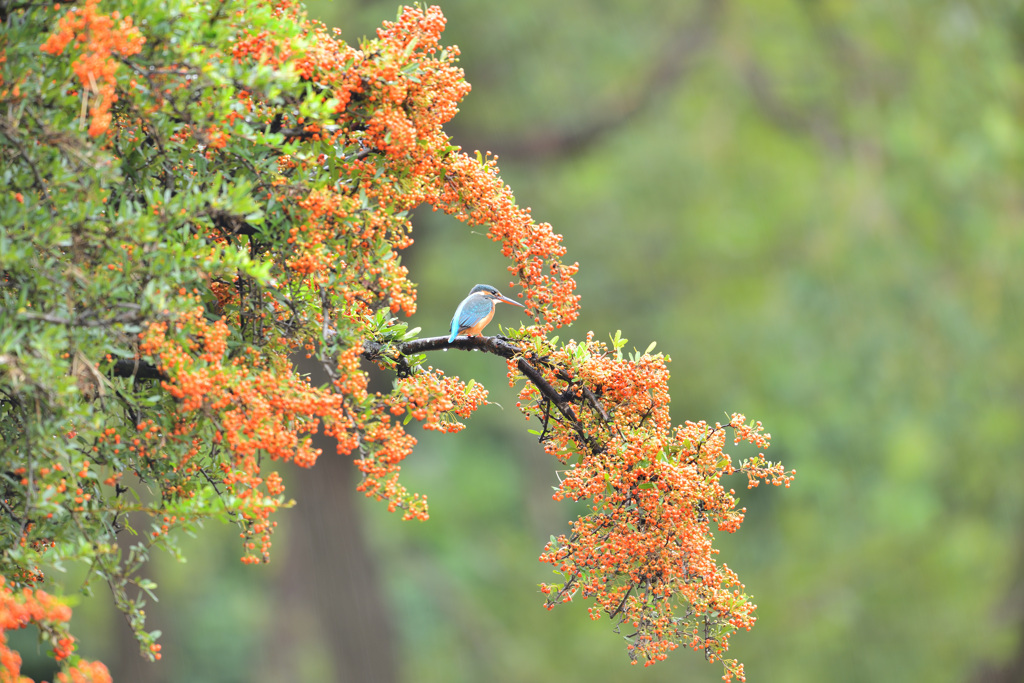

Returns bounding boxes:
[111,359,166,381]
[207,207,257,236]
[0,496,22,525]
[108,334,608,452]
[453,0,721,162]
[364,335,604,449]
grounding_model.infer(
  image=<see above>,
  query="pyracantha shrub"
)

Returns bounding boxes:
[0,0,792,678]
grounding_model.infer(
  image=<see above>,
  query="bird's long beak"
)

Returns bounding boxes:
[497,294,524,307]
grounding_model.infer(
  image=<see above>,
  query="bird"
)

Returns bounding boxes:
[448,284,524,343]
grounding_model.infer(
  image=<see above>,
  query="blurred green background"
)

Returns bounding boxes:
[22,1,1024,681]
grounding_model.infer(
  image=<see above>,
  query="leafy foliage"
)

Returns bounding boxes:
[0,0,791,679]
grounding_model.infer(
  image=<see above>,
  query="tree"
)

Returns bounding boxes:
[0,1,793,680]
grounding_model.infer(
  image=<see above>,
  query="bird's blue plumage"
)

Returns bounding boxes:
[449,293,487,342]
[448,301,466,342]
[447,284,520,342]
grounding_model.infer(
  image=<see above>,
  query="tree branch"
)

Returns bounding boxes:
[454,0,722,162]
[111,334,608,452]
[364,335,605,450]
[111,359,166,381]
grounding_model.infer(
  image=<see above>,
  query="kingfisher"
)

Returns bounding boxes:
[448,284,523,343]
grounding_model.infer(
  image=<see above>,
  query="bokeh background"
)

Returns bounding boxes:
[17,1,1024,681]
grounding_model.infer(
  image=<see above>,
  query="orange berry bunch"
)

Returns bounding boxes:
[39,0,144,136]
[139,307,353,562]
[387,367,490,434]
[435,152,580,333]
[0,577,111,683]
[510,333,793,674]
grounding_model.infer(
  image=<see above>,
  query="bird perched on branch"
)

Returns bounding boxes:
[448,284,523,343]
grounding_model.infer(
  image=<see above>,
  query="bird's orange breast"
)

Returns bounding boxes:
[460,307,495,336]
